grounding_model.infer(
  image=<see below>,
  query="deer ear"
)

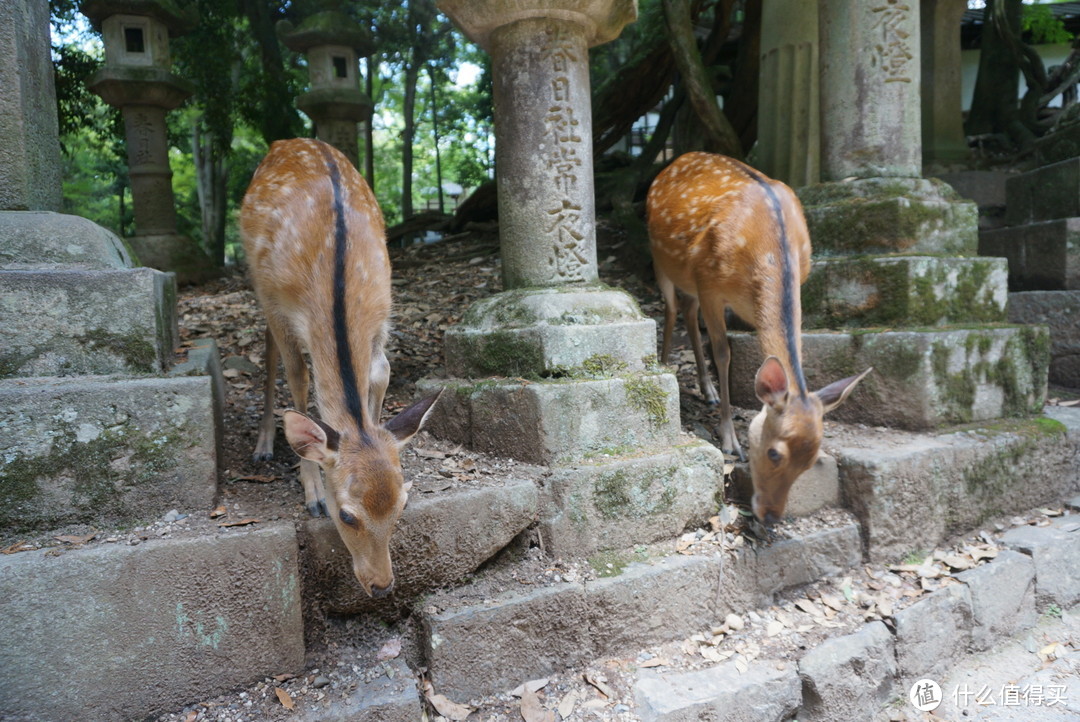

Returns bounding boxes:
[815,367,873,414]
[755,356,790,411]
[283,410,340,464]
[385,389,443,445]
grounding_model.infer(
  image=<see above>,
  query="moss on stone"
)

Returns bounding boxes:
[78,328,158,373]
[580,354,629,378]
[462,331,544,378]
[588,548,649,577]
[624,376,669,426]
[592,465,679,521]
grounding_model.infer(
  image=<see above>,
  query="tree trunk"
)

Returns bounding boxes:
[402,60,419,220]
[966,0,1022,138]
[193,122,229,266]
[240,0,302,143]
[662,0,743,158]
[429,64,444,214]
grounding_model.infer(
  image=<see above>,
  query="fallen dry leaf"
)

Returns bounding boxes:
[273,673,297,682]
[1038,642,1064,662]
[520,686,555,722]
[510,678,548,697]
[218,518,260,528]
[1,541,35,554]
[557,689,582,718]
[766,620,785,637]
[229,474,277,484]
[54,531,97,545]
[734,657,749,674]
[274,687,295,711]
[422,680,474,720]
[209,505,227,518]
[638,657,667,668]
[941,554,973,571]
[795,599,824,617]
[376,638,402,661]
[584,671,616,699]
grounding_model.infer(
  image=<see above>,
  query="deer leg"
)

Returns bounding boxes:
[700,298,745,461]
[682,294,719,405]
[656,266,677,364]
[277,331,327,517]
[253,326,280,462]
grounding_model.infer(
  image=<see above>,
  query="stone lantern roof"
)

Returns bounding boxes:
[80,0,197,36]
[277,11,374,56]
[437,0,637,50]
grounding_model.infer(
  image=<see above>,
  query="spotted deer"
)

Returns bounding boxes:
[241,138,441,597]
[647,152,871,524]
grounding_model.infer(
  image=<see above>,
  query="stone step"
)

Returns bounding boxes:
[824,406,1080,563]
[1004,156,1080,226]
[727,325,1049,431]
[420,518,862,700]
[0,522,305,722]
[0,210,134,269]
[1007,289,1080,388]
[978,217,1080,291]
[798,177,978,256]
[802,255,1007,329]
[538,438,728,558]
[0,373,220,535]
[418,372,681,465]
[0,266,178,377]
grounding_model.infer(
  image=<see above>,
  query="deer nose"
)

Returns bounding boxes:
[370,581,394,598]
[763,511,781,527]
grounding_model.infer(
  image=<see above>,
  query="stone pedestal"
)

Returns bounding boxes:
[278,9,374,169]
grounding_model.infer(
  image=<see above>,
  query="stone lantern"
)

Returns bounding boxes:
[278,6,374,169]
[81,0,217,283]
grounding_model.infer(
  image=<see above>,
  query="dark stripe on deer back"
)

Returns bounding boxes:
[319,144,368,436]
[739,163,808,397]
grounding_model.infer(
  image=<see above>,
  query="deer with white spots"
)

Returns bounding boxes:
[241,138,441,597]
[647,152,871,524]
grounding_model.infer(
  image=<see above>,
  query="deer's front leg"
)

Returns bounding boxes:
[368,348,390,424]
[700,300,745,461]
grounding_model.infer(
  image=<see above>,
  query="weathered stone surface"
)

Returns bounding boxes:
[955,549,1036,652]
[830,407,1080,563]
[424,582,593,700]
[0,374,219,534]
[126,232,220,286]
[0,267,178,377]
[586,553,721,656]
[300,658,422,722]
[0,211,133,269]
[802,255,1007,329]
[1008,290,1080,387]
[1000,516,1080,608]
[979,218,1080,291]
[443,286,656,378]
[539,440,724,557]
[303,479,539,614]
[754,523,862,598]
[894,583,973,683]
[169,336,226,454]
[797,621,897,722]
[418,373,679,465]
[0,0,62,211]
[634,659,801,722]
[439,0,638,49]
[729,326,1049,431]
[1004,157,1080,226]
[799,178,978,256]
[0,523,305,721]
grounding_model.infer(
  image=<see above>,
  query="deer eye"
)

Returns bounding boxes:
[339,509,359,527]
[767,448,783,465]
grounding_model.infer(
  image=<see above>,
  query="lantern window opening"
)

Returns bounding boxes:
[332,55,349,79]
[124,26,146,54]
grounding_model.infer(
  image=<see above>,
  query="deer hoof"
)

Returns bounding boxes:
[252,450,274,463]
[306,499,328,518]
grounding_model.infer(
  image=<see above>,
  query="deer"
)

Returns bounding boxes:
[646,151,871,525]
[240,137,441,597]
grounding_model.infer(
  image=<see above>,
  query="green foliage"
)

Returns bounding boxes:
[1023,2,1073,45]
